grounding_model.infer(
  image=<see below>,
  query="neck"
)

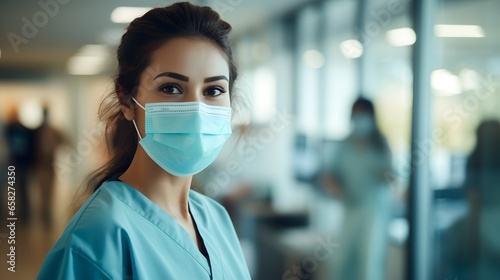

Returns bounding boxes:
[119,145,193,220]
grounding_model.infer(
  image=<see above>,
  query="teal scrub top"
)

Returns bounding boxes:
[37,180,251,280]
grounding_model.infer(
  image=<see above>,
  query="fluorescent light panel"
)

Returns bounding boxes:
[386,27,416,47]
[111,7,151,23]
[434,24,485,38]
[339,39,363,59]
[67,44,109,75]
[303,50,325,69]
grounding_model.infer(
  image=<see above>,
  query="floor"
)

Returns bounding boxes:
[0,176,73,280]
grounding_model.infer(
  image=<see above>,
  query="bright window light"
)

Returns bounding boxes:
[434,25,485,38]
[431,69,462,96]
[111,7,151,24]
[389,218,408,244]
[339,39,363,59]
[253,67,277,123]
[459,68,480,91]
[386,27,416,47]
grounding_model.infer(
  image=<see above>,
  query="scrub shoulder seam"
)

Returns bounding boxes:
[67,188,103,233]
[70,247,114,280]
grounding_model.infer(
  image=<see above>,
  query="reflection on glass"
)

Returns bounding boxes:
[325,97,394,280]
[441,120,500,279]
[432,0,500,279]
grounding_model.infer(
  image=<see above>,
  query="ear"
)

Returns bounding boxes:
[116,83,135,121]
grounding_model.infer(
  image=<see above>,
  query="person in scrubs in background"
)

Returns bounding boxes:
[325,97,393,280]
[442,120,500,279]
[38,2,251,279]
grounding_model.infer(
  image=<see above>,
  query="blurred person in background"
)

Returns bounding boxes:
[442,120,500,280]
[34,106,66,228]
[4,103,36,223]
[0,115,8,220]
[37,3,250,279]
[325,97,393,280]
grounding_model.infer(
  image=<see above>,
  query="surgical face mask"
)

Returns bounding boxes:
[351,113,375,137]
[131,97,232,177]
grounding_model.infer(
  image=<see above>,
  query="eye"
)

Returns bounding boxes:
[204,86,226,97]
[159,84,182,95]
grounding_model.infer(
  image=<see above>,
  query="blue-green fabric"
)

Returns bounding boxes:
[37,180,250,280]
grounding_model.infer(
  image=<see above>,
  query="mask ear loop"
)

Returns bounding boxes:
[132,120,143,140]
[131,97,145,140]
[131,96,145,110]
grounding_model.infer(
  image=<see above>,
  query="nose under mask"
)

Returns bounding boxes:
[131,97,232,177]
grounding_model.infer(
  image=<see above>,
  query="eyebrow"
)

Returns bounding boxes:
[154,72,188,81]
[153,72,228,83]
[204,75,228,83]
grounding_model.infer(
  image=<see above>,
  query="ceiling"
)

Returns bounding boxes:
[0,0,312,75]
[0,0,498,77]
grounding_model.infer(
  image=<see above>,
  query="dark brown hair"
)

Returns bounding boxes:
[85,2,238,193]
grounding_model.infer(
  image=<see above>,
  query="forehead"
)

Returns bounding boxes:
[147,37,230,78]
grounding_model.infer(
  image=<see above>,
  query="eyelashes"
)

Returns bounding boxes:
[158,83,227,97]
[159,83,181,95]
[204,87,226,97]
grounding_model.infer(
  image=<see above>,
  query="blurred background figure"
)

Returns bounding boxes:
[0,114,8,220]
[325,97,394,280]
[4,104,36,223]
[441,120,500,280]
[34,106,66,228]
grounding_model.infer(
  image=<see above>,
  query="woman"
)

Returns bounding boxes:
[325,97,393,280]
[37,3,251,279]
[442,120,500,279]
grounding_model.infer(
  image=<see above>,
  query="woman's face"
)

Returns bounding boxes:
[136,37,230,106]
[136,38,230,106]
[129,37,231,134]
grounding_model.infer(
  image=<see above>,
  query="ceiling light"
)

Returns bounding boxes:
[111,7,151,23]
[303,50,325,69]
[78,44,108,56]
[434,25,485,38]
[19,100,43,129]
[67,44,109,75]
[67,56,106,75]
[339,39,363,59]
[386,27,416,47]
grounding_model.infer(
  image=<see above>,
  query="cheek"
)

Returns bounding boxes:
[223,92,231,106]
[205,93,231,107]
